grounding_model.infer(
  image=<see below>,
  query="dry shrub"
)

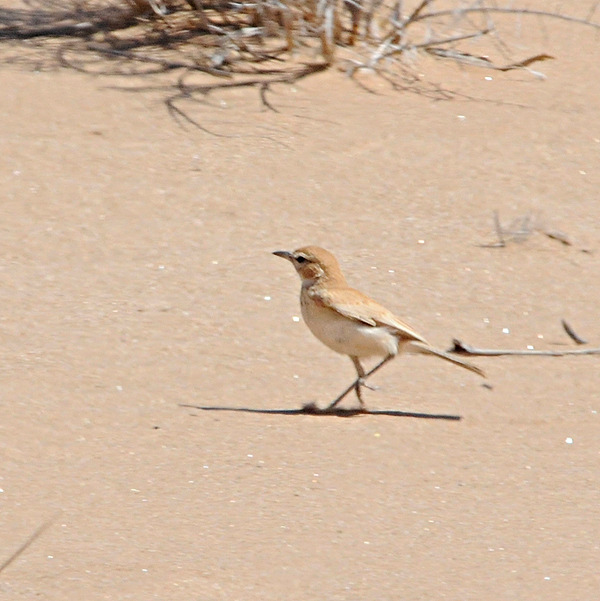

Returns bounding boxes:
[1,1,599,102]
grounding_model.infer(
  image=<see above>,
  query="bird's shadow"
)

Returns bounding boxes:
[179,403,461,420]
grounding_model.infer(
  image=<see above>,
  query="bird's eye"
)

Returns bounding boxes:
[295,255,308,264]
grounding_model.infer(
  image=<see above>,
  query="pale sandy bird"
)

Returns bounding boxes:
[273,246,484,412]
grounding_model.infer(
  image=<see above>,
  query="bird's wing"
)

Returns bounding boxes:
[311,287,429,344]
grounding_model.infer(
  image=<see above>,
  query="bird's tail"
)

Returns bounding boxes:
[408,341,485,377]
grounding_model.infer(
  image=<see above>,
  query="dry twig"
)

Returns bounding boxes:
[0,516,57,575]
[481,211,575,249]
[450,339,600,357]
[561,319,588,345]
[449,318,597,357]
[450,317,600,357]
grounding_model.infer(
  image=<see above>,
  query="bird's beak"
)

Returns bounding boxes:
[273,250,293,261]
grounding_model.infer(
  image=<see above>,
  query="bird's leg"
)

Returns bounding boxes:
[325,355,394,411]
[351,356,380,391]
[363,354,394,379]
[350,356,380,408]
[351,357,366,408]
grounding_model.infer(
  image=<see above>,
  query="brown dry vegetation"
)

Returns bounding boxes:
[2,1,599,100]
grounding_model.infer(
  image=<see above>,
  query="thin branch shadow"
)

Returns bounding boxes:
[179,404,461,420]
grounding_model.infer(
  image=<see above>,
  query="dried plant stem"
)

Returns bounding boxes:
[417,7,600,30]
[451,340,600,357]
[0,516,57,575]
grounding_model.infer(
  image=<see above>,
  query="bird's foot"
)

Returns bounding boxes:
[358,378,379,392]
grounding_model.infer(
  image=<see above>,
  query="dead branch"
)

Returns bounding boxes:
[165,60,327,132]
[427,48,554,72]
[85,43,232,77]
[543,230,572,246]
[0,516,57,575]
[492,209,505,247]
[450,339,600,357]
[416,7,600,31]
[259,81,279,112]
[561,319,588,345]
[480,211,578,249]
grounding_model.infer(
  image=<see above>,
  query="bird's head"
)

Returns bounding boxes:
[273,246,346,286]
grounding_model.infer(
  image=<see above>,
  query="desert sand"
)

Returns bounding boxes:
[1,3,599,599]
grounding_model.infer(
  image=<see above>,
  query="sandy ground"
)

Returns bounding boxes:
[1,4,600,600]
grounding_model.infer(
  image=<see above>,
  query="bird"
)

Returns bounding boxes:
[273,246,484,412]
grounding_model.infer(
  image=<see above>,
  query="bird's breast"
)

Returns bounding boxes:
[300,291,399,358]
